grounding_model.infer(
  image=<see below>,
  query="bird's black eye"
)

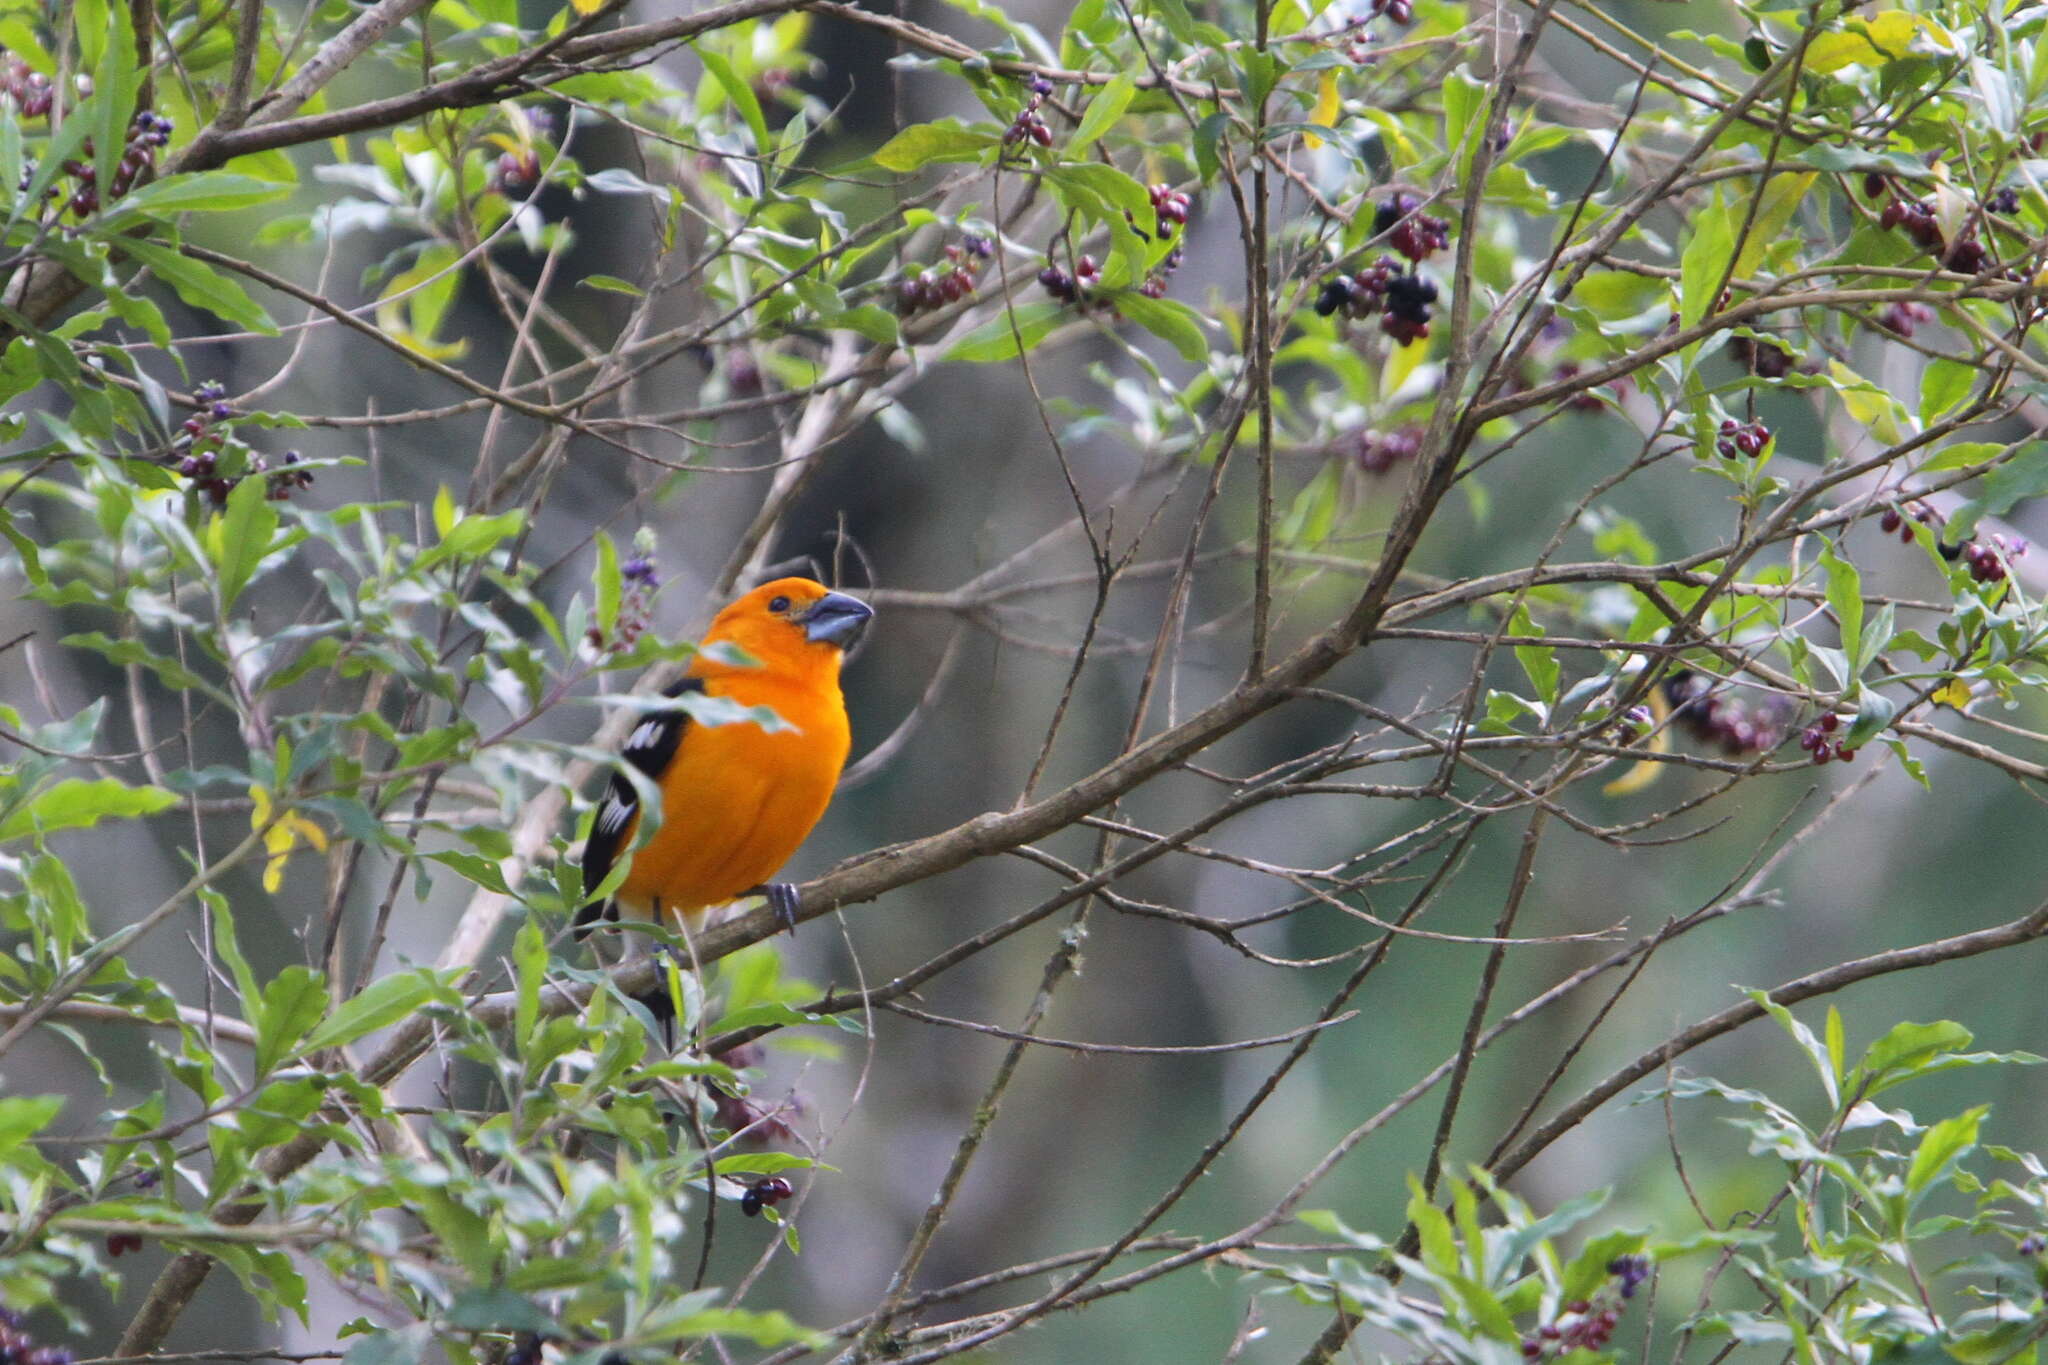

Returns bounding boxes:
[768,595,791,613]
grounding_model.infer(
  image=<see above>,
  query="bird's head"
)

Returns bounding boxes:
[699,577,873,675]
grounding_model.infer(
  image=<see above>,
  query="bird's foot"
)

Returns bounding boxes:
[753,882,800,936]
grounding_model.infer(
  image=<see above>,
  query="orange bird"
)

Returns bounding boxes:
[576,577,872,936]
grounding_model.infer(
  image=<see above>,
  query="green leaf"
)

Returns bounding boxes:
[340,1324,431,1365]
[1067,74,1136,150]
[92,2,142,208]
[579,273,644,296]
[1917,440,2003,475]
[0,1096,64,1157]
[1904,1105,1984,1200]
[301,970,452,1053]
[942,300,1065,363]
[416,508,525,572]
[255,967,329,1076]
[1508,605,1558,706]
[1854,1019,1974,1093]
[1111,292,1207,363]
[422,850,511,896]
[100,172,293,221]
[871,120,998,172]
[512,916,546,1048]
[1406,1175,1458,1276]
[699,47,770,154]
[122,239,279,334]
[1679,193,1735,334]
[1193,112,1228,183]
[0,778,178,843]
[213,474,280,611]
[1920,356,1975,426]
[1747,991,1838,1107]
[1818,545,1862,679]
[442,1288,560,1334]
[1948,440,2048,541]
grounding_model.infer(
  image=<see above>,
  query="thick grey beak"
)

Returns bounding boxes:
[803,591,873,649]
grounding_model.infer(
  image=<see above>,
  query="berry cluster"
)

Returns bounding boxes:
[1609,1254,1651,1298]
[1355,425,1422,475]
[1518,1300,1620,1359]
[1370,0,1414,22]
[490,110,555,195]
[1877,300,1934,338]
[1715,417,1771,459]
[2,58,52,119]
[1550,362,1608,413]
[1662,669,1791,758]
[1728,334,1794,379]
[0,1307,73,1365]
[1796,712,1855,766]
[896,236,993,315]
[1878,197,1991,274]
[586,553,660,654]
[1877,500,1940,545]
[1315,255,1399,319]
[1005,75,1056,149]
[1986,186,2020,216]
[1373,192,1449,263]
[740,1176,794,1217]
[1953,532,2027,585]
[1518,1258,1648,1361]
[494,147,541,195]
[1312,256,1437,343]
[170,382,314,505]
[1150,182,1191,238]
[503,1333,547,1365]
[52,110,172,219]
[1381,272,1439,344]
[2019,1233,2046,1256]
[1039,253,1101,305]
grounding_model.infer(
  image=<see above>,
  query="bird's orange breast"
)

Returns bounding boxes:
[615,670,851,920]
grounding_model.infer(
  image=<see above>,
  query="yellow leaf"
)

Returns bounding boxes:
[1932,678,1972,710]
[1381,336,1428,398]
[1829,360,1904,444]
[1602,682,1672,797]
[1734,173,1815,278]
[1804,10,1921,73]
[1306,70,1341,150]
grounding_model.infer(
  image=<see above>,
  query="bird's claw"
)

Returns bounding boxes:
[757,883,800,936]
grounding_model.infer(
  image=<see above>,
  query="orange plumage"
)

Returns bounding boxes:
[576,578,871,931]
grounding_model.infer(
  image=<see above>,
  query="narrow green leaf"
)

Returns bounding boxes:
[100,172,293,221]
[1068,74,1136,150]
[699,48,770,154]
[1904,1105,1984,1200]
[1678,194,1735,334]
[1111,292,1207,363]
[213,475,280,612]
[1818,545,1862,678]
[122,239,279,333]
[0,777,177,843]
[255,967,328,1076]
[579,273,644,296]
[1920,356,1975,426]
[942,300,1064,363]
[302,970,450,1053]
[871,120,998,172]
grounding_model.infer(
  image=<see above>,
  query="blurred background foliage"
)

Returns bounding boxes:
[4,0,2048,1359]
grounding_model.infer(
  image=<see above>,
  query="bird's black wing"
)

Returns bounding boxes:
[574,677,704,930]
